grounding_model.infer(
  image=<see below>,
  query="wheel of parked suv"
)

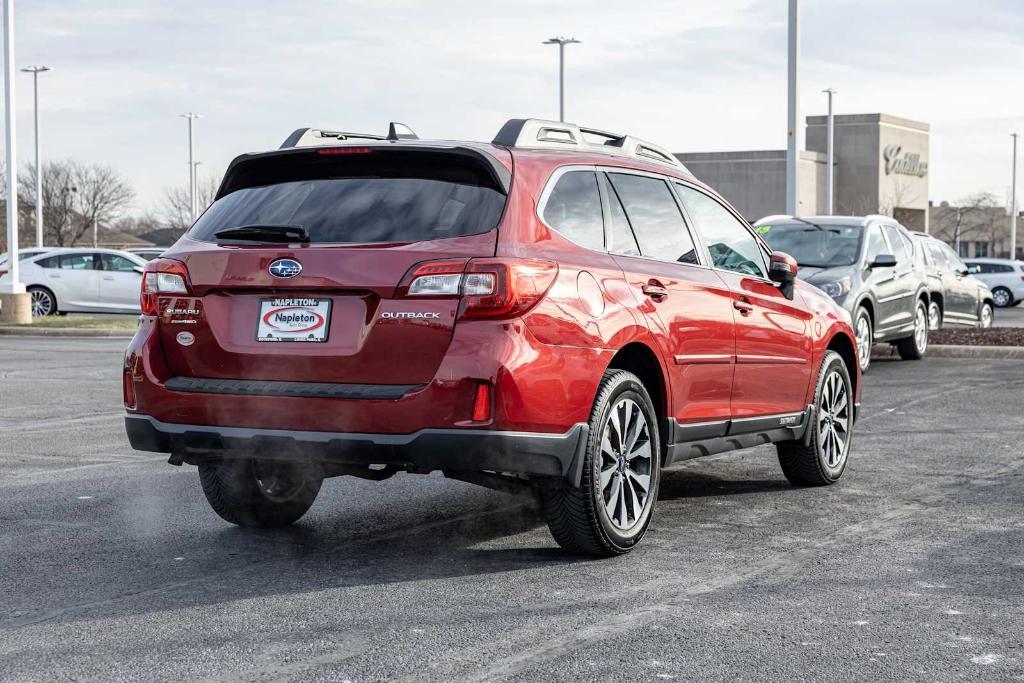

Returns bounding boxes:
[540,369,661,557]
[991,287,1013,308]
[979,302,994,329]
[896,300,929,360]
[198,458,323,528]
[854,307,873,372]
[927,301,942,331]
[776,350,852,486]
[27,286,57,317]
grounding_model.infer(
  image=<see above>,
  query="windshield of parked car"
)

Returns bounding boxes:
[755,223,863,268]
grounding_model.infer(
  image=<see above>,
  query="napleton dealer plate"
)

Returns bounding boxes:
[256,298,331,342]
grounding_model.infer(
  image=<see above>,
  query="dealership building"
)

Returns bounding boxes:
[675,113,931,232]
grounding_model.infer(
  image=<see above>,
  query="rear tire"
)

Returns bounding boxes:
[992,287,1013,308]
[777,350,853,486]
[540,370,661,557]
[927,301,942,331]
[896,300,928,360]
[198,458,322,528]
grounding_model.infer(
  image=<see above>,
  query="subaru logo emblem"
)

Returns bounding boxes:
[269,258,302,279]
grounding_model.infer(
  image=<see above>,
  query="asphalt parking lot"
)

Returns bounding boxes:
[994,303,1024,328]
[1,338,1023,681]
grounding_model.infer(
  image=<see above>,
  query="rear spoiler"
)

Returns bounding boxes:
[215,144,512,200]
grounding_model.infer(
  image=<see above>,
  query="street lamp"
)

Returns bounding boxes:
[785,0,801,216]
[180,112,201,220]
[543,37,580,122]
[1011,132,1018,260]
[822,88,837,216]
[1,0,24,298]
[21,65,51,248]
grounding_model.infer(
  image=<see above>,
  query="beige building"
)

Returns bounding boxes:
[929,200,1023,259]
[676,113,930,231]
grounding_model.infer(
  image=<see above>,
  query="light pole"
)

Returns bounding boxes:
[1011,132,1018,260]
[785,0,801,216]
[1,0,24,297]
[180,112,201,220]
[823,88,837,216]
[21,65,50,248]
[543,37,580,122]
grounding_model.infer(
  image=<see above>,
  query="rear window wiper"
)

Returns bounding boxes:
[214,224,309,243]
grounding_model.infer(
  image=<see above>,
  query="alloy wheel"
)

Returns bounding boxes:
[928,302,941,331]
[980,304,993,329]
[30,289,53,317]
[599,398,653,531]
[993,289,1011,307]
[914,305,928,353]
[252,460,306,503]
[855,314,871,369]
[817,371,851,472]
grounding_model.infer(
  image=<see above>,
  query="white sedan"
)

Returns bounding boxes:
[0,248,148,316]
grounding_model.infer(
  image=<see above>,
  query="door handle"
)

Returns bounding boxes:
[642,281,668,300]
[103,276,115,281]
[733,298,754,315]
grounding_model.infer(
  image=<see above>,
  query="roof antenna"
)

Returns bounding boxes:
[387,122,419,141]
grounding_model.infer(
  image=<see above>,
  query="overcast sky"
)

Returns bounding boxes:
[2,0,1022,215]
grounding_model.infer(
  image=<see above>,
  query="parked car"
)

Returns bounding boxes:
[753,215,930,372]
[0,247,52,271]
[123,119,861,557]
[127,248,166,261]
[911,233,994,329]
[0,248,148,316]
[962,257,1024,308]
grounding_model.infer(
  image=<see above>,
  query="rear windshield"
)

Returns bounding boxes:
[189,151,507,244]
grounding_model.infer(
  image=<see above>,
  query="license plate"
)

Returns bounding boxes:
[256,298,331,342]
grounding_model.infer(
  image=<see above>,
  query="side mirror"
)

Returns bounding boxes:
[868,254,897,269]
[769,251,798,300]
[966,265,980,275]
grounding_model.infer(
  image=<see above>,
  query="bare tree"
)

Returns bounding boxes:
[159,175,220,231]
[929,192,1000,255]
[17,160,135,246]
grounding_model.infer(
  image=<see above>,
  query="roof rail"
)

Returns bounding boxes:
[280,122,419,149]
[491,118,689,173]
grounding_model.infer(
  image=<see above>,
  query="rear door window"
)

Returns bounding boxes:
[607,173,698,265]
[674,184,767,278]
[59,253,97,270]
[542,171,604,251]
[100,254,140,272]
[189,152,507,244]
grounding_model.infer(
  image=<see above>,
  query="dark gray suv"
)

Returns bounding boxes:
[754,215,930,372]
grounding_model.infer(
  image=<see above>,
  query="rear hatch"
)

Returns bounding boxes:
[156,145,510,385]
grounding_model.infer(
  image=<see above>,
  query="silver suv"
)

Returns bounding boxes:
[963,258,1024,308]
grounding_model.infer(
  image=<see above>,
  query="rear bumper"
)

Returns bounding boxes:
[125,414,590,484]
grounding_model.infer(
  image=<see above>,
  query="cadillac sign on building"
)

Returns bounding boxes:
[883,144,928,177]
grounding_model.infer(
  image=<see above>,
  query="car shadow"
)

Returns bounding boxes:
[658,467,793,500]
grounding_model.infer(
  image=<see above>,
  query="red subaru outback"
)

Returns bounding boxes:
[124,119,860,556]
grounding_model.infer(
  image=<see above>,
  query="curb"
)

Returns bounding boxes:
[873,344,1024,360]
[0,326,134,338]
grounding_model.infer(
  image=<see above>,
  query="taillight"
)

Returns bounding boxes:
[398,258,557,320]
[460,259,558,320]
[123,370,136,409]
[141,258,191,315]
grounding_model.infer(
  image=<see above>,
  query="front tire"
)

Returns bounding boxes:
[777,350,853,486]
[896,299,929,360]
[854,306,873,373]
[979,302,994,329]
[541,370,661,557]
[28,286,57,317]
[198,458,323,528]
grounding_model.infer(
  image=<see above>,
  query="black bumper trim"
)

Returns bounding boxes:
[164,377,421,400]
[125,414,590,485]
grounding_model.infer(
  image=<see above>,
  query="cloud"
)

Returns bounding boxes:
[0,0,1020,212]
